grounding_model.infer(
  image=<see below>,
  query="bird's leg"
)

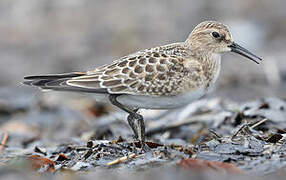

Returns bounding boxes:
[128,108,140,139]
[109,95,135,114]
[127,114,138,139]
[109,95,149,150]
[135,113,145,147]
[128,112,150,152]
[109,95,143,142]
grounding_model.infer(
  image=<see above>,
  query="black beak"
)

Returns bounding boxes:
[228,42,262,64]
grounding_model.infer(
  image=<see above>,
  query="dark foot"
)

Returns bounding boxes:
[131,141,138,154]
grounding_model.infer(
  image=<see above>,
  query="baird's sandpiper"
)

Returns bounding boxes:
[23,21,262,149]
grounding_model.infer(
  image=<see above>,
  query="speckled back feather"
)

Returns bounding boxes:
[66,43,205,96]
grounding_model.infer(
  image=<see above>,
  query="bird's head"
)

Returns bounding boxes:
[186,21,262,64]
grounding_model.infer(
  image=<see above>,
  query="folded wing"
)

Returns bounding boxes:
[24,43,203,96]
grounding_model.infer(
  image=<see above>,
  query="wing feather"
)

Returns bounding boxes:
[23,72,108,93]
[24,43,204,96]
[67,43,204,96]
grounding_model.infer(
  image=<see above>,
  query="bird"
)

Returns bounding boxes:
[23,21,262,150]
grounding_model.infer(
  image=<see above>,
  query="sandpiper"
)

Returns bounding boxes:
[23,21,262,149]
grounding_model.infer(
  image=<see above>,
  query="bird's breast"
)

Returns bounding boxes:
[117,86,206,109]
[203,53,221,90]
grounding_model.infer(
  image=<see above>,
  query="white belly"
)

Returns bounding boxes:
[117,87,206,109]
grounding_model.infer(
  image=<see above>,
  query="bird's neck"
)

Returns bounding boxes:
[199,52,222,89]
[183,42,222,89]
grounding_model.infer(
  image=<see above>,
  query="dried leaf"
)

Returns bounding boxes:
[56,153,70,161]
[178,158,243,174]
[133,141,164,148]
[28,155,55,173]
[266,133,283,143]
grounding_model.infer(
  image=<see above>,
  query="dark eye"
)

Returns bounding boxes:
[212,31,220,38]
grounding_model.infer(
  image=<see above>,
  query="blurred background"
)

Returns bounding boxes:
[0,0,285,100]
[1,1,286,176]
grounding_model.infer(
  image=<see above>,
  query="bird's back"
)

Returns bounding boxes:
[24,42,207,98]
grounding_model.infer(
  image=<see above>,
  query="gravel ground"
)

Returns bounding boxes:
[0,1,286,179]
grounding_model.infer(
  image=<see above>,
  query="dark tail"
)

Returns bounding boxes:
[23,72,107,93]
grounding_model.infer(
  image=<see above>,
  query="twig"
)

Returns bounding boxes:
[106,153,144,166]
[231,118,268,141]
[146,121,198,137]
[146,112,230,137]
[146,115,207,137]
[0,132,8,154]
[209,130,222,143]
[231,124,248,141]
[251,118,268,129]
